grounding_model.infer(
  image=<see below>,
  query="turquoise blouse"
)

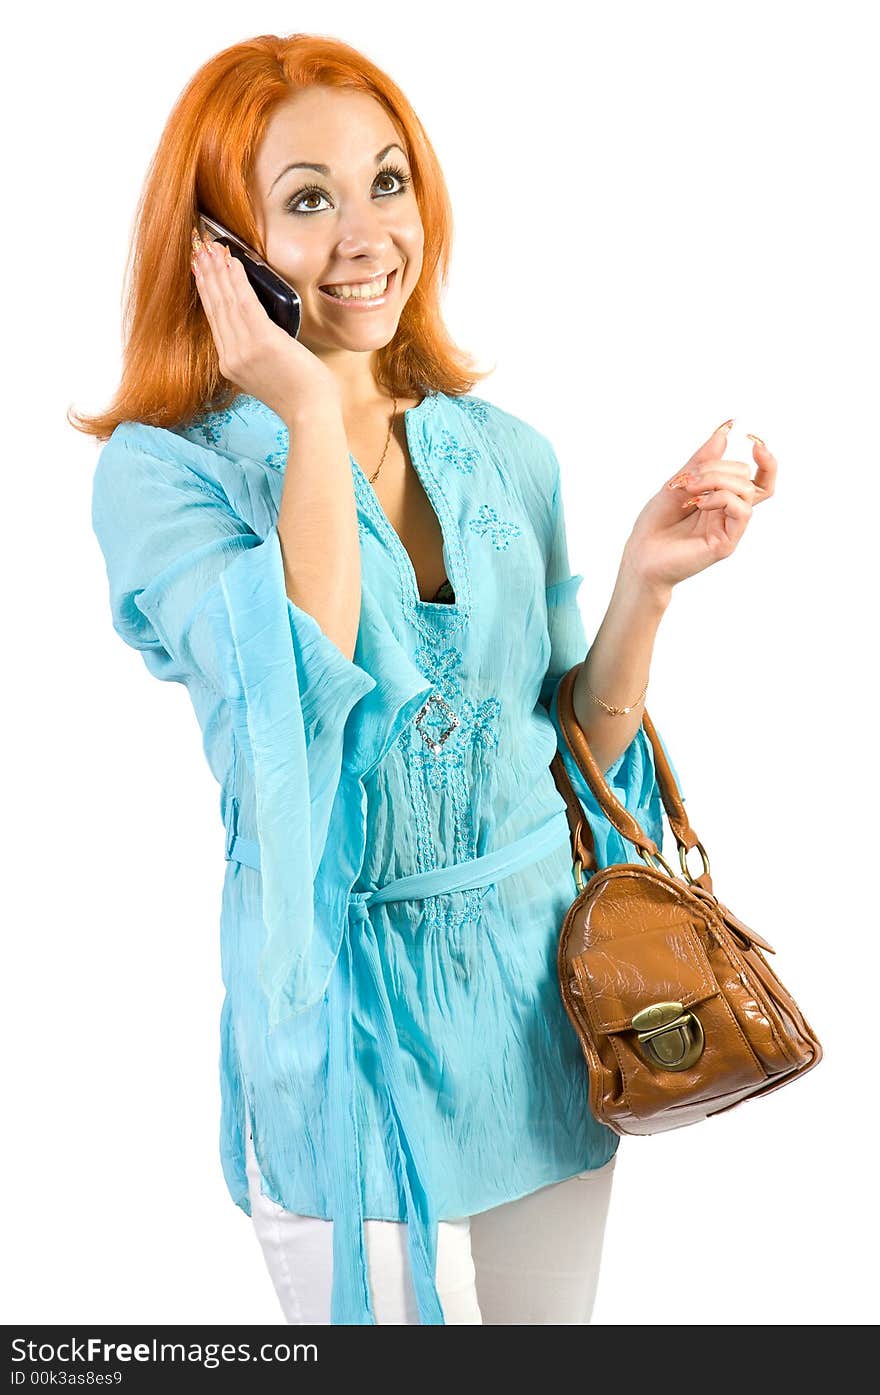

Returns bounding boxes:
[91,389,684,1324]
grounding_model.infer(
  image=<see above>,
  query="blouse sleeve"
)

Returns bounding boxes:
[91,422,382,1027]
[537,443,687,867]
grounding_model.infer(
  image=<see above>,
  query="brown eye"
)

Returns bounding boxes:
[285,163,412,215]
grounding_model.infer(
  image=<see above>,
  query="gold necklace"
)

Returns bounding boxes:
[367,395,398,484]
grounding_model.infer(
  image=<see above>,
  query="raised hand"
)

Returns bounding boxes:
[622,419,777,597]
[190,226,340,421]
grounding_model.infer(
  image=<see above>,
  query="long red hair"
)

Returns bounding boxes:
[69,32,493,442]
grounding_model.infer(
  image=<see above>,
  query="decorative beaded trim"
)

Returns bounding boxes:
[403,738,488,935]
[396,638,502,933]
[350,399,473,642]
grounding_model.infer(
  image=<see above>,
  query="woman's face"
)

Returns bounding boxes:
[249,86,425,360]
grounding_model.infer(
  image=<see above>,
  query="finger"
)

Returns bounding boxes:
[201,240,268,347]
[681,487,752,523]
[746,435,778,499]
[662,420,734,490]
[193,239,238,362]
[687,418,736,470]
[678,466,764,504]
[191,244,223,331]
[667,457,767,501]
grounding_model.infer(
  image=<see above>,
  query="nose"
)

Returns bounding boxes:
[332,201,396,261]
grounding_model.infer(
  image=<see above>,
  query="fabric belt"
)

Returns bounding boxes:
[227,804,573,1325]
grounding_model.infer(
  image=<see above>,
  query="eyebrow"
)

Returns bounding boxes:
[268,142,408,196]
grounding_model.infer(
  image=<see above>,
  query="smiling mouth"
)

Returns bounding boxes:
[318,267,399,301]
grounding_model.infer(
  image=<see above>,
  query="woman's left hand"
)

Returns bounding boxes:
[621,421,777,597]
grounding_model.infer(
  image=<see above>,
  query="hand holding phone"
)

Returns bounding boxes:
[192,212,340,420]
[198,211,303,338]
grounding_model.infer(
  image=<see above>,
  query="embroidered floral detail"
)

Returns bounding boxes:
[235,394,267,413]
[413,643,464,702]
[263,427,290,469]
[453,396,491,426]
[468,503,524,550]
[189,395,291,468]
[456,695,502,749]
[422,749,457,793]
[433,429,480,475]
[190,406,236,447]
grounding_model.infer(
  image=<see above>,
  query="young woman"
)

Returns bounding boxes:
[75,32,775,1325]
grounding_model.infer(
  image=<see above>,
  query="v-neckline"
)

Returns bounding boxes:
[350,391,466,614]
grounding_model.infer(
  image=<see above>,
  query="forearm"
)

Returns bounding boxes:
[572,552,671,776]
[278,398,361,663]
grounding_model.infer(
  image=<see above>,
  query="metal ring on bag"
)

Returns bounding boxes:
[678,839,711,885]
[636,843,677,878]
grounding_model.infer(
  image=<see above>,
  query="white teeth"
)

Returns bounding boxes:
[323,273,389,300]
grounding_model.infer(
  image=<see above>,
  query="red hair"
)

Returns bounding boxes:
[69,32,493,442]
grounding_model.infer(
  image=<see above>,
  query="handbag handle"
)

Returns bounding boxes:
[551,662,712,890]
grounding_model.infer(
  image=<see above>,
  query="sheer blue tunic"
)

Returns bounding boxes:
[91,389,683,1324]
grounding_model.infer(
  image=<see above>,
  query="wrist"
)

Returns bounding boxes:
[282,385,343,431]
[616,550,673,615]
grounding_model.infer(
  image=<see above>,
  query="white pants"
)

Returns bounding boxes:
[244,1117,617,1324]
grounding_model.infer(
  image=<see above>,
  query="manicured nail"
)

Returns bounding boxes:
[682,494,707,508]
[746,433,766,447]
[667,472,689,490]
[714,418,735,434]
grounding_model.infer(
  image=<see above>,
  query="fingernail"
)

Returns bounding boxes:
[746,433,766,447]
[714,418,735,434]
[666,472,689,489]
[191,226,203,253]
[682,494,706,508]
[223,243,232,268]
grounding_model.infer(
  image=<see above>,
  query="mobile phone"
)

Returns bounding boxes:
[197,210,302,339]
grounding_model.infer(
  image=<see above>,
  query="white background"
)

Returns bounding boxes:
[4,0,876,1327]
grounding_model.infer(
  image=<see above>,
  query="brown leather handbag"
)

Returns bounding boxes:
[551,662,822,1135]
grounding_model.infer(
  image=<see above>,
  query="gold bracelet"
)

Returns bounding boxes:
[583,674,649,716]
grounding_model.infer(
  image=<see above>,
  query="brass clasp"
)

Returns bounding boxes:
[631,1001,705,1071]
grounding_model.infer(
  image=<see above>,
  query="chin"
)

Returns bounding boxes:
[330,320,403,348]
